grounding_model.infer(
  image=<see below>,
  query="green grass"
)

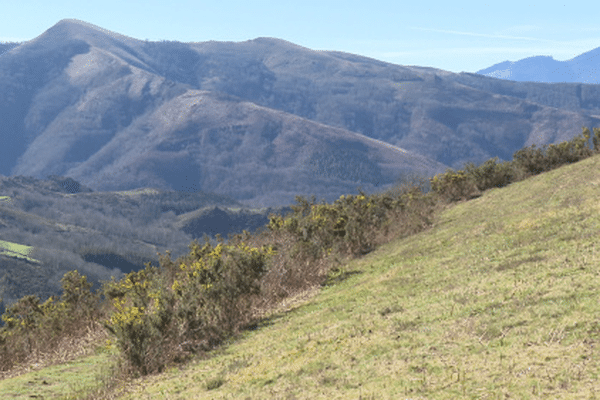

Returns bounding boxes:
[0,239,40,263]
[4,154,600,398]
[0,345,120,400]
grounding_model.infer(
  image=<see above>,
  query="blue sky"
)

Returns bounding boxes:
[2,0,600,73]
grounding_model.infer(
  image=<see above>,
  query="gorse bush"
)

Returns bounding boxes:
[102,264,175,376]
[268,188,426,259]
[169,239,275,348]
[463,157,515,192]
[430,169,481,202]
[0,270,102,373]
[513,126,600,176]
[431,126,600,203]
[102,239,276,376]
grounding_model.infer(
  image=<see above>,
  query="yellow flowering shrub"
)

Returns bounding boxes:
[102,239,275,376]
[268,190,408,257]
[0,270,102,372]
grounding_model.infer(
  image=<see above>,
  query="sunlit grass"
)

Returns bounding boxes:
[0,239,40,263]
[0,345,120,400]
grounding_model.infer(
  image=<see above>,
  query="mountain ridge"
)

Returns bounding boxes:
[1,19,600,206]
[477,46,600,83]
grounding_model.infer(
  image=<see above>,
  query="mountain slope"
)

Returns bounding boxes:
[105,154,600,399]
[171,36,600,167]
[477,46,600,84]
[3,151,597,397]
[0,19,444,207]
[0,42,20,57]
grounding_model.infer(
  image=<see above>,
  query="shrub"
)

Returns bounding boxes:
[430,169,480,202]
[513,127,598,176]
[269,191,399,258]
[102,239,275,376]
[590,127,600,152]
[463,157,515,192]
[102,264,177,376]
[0,270,102,373]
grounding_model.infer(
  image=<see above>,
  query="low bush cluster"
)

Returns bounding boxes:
[513,127,599,175]
[0,271,101,373]
[101,239,276,376]
[279,184,436,254]
[430,127,600,202]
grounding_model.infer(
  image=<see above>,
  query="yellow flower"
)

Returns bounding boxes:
[191,259,206,271]
[209,243,223,259]
[264,245,277,256]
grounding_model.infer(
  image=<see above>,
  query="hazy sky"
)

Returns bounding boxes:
[2,1,600,73]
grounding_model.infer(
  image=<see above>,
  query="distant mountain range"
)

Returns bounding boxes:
[1,20,599,207]
[477,46,600,83]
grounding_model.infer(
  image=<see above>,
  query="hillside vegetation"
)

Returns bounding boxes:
[0,175,293,314]
[1,127,600,398]
[118,155,600,399]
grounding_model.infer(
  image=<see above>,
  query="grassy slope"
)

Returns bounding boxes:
[0,350,119,400]
[3,154,600,398]
[0,239,39,263]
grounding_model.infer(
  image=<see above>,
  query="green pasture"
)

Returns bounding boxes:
[0,345,120,400]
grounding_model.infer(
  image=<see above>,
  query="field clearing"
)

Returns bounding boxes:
[0,239,40,264]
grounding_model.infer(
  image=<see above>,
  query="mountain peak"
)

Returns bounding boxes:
[46,18,110,38]
[34,18,139,49]
[242,37,312,52]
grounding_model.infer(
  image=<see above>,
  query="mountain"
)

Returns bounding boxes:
[1,19,600,207]
[0,20,443,208]
[477,46,600,84]
[0,42,20,57]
